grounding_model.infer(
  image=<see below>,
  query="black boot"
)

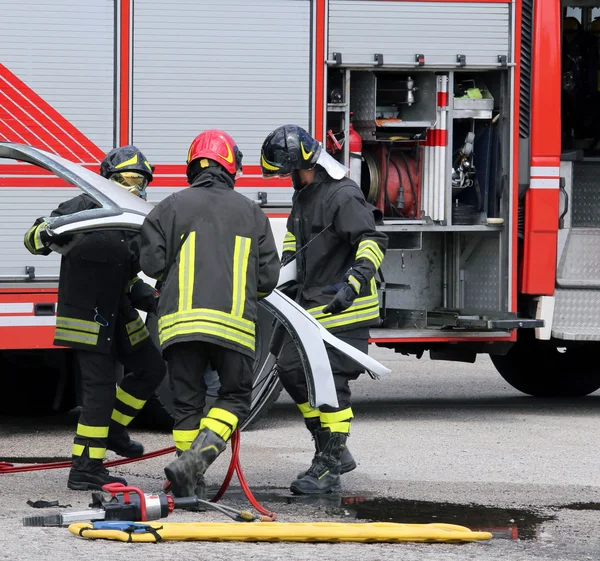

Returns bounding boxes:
[164,429,226,498]
[164,449,207,511]
[290,432,349,495]
[297,422,356,478]
[106,422,144,459]
[68,454,127,491]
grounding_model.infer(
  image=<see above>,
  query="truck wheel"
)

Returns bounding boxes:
[134,304,282,431]
[490,331,600,397]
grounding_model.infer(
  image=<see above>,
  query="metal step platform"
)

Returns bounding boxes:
[553,229,600,340]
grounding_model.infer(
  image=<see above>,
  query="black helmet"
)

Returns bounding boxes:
[100,145,154,200]
[260,125,321,178]
[100,145,154,181]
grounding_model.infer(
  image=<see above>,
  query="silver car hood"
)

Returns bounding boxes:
[0,143,390,408]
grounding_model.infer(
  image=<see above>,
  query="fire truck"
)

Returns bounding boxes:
[1,0,598,422]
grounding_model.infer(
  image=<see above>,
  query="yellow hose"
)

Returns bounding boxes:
[68,521,493,543]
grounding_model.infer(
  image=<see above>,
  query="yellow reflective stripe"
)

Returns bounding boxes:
[144,159,152,172]
[88,447,106,459]
[33,222,46,251]
[297,402,320,419]
[56,317,100,334]
[357,239,384,263]
[129,327,150,345]
[348,275,361,294]
[178,232,196,312]
[72,444,106,459]
[114,154,138,168]
[116,387,146,410]
[357,250,380,270]
[318,305,380,329]
[231,236,251,317]
[72,444,85,457]
[176,442,192,452]
[77,423,109,438]
[206,407,239,430]
[24,225,35,253]
[159,321,255,351]
[310,293,380,320]
[200,417,233,441]
[55,329,99,345]
[261,154,280,171]
[173,429,200,443]
[126,316,145,335]
[159,308,254,334]
[320,408,354,424]
[283,231,296,252]
[322,421,351,434]
[111,410,134,426]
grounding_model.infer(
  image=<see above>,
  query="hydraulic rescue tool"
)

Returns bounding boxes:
[22,483,264,527]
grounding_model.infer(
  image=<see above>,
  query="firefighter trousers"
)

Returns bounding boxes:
[72,339,165,461]
[163,341,254,452]
[276,326,369,434]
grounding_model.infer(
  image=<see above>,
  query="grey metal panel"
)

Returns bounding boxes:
[379,234,444,310]
[461,234,502,310]
[0,188,74,279]
[133,0,311,164]
[572,162,600,227]
[329,1,511,66]
[0,1,114,155]
[557,229,600,287]
[552,288,600,341]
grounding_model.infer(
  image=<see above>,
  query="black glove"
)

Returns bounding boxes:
[130,279,160,314]
[322,282,357,315]
[39,224,73,248]
[281,252,295,267]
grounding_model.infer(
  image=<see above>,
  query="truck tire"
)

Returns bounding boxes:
[490,331,600,397]
[134,304,282,431]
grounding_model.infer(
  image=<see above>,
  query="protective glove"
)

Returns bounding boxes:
[281,252,295,267]
[39,223,73,248]
[322,282,357,315]
[130,279,160,314]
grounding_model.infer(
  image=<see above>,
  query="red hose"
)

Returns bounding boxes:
[0,446,176,474]
[0,430,275,520]
[211,430,275,521]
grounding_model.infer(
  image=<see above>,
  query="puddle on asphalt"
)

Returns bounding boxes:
[225,489,555,541]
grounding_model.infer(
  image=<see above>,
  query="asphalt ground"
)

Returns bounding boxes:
[2,347,600,560]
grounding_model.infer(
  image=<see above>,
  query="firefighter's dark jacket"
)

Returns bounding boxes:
[283,167,388,332]
[24,193,155,353]
[139,167,280,358]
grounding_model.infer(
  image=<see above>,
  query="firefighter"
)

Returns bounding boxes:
[260,124,388,495]
[24,145,166,490]
[139,130,280,499]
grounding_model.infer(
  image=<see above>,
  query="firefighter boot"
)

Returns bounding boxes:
[106,422,144,459]
[67,453,127,491]
[289,432,348,495]
[163,429,227,498]
[297,420,357,478]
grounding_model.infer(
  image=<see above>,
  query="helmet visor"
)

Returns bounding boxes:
[110,172,149,200]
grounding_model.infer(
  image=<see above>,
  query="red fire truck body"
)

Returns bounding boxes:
[1,0,596,416]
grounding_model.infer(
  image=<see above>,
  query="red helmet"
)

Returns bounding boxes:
[186,130,243,176]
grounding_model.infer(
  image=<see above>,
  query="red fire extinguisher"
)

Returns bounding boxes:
[348,113,362,190]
